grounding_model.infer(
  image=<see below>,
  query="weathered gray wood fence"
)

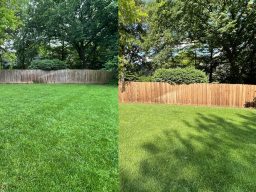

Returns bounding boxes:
[0,70,113,84]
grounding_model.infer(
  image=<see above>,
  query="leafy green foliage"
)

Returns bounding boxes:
[0,84,119,191]
[118,0,147,80]
[0,0,23,68]
[104,56,118,79]
[0,0,20,45]
[119,0,147,49]
[29,59,67,71]
[10,0,117,72]
[153,68,208,84]
[145,0,256,84]
[137,75,152,82]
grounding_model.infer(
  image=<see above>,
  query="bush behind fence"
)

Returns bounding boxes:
[0,70,113,84]
[119,82,256,108]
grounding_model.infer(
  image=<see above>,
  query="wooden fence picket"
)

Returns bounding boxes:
[0,69,113,84]
[119,82,256,108]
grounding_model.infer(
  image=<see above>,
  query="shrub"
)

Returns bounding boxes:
[104,56,118,79]
[29,59,67,70]
[124,73,139,81]
[137,75,152,82]
[153,67,208,84]
[245,97,256,108]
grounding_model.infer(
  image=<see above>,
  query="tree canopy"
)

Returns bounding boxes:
[0,0,20,44]
[118,0,147,80]
[0,0,22,67]
[1,0,118,71]
[121,0,256,84]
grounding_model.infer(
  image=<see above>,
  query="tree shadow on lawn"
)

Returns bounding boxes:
[121,111,256,192]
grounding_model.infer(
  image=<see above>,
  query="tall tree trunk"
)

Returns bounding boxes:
[229,59,241,83]
[78,49,87,68]
[224,46,241,83]
[209,48,214,83]
[20,49,26,69]
[61,40,65,61]
[19,38,27,69]
[247,48,256,84]
[194,48,197,66]
[0,53,3,69]
[75,43,87,69]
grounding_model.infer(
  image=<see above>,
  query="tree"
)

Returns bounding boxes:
[58,0,118,68]
[0,0,21,68]
[0,0,20,44]
[14,0,118,70]
[145,0,256,84]
[119,0,147,80]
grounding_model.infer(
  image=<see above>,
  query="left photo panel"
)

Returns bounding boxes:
[0,0,119,191]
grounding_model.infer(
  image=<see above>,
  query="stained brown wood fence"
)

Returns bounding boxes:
[0,70,113,84]
[119,82,256,108]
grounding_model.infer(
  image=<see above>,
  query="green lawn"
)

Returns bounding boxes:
[120,104,256,192]
[0,84,118,192]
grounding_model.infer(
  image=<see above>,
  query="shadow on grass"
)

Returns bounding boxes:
[121,112,256,192]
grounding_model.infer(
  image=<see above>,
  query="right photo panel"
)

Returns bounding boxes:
[119,0,256,191]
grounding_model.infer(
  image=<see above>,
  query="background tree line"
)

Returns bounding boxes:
[120,0,256,84]
[0,0,118,72]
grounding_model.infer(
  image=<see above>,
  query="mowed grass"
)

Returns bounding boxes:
[0,84,118,192]
[120,104,256,192]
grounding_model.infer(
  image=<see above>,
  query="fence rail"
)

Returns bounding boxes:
[0,70,113,84]
[119,82,256,108]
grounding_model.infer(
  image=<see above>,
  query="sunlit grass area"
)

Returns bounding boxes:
[0,84,118,192]
[120,104,256,192]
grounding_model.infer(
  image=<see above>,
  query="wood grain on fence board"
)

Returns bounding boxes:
[0,70,112,84]
[119,82,256,108]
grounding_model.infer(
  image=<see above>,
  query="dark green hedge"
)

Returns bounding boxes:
[137,75,153,82]
[29,59,67,71]
[153,68,208,84]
